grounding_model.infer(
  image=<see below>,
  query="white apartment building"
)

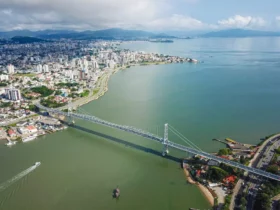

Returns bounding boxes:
[5,88,21,101]
[43,64,49,73]
[7,64,15,74]
[0,74,9,81]
[36,64,43,73]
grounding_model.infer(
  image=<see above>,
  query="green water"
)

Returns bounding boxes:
[1,37,280,210]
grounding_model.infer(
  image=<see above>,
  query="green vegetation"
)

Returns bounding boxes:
[11,36,48,44]
[254,180,280,210]
[41,98,66,108]
[80,90,90,97]
[275,146,280,154]
[222,195,232,210]
[92,88,100,95]
[28,104,37,112]
[56,82,79,88]
[15,73,36,77]
[240,196,247,210]
[68,93,79,98]
[0,82,8,87]
[218,148,232,156]
[240,155,246,164]
[266,165,278,174]
[254,193,271,210]
[31,86,54,97]
[55,90,62,95]
[219,163,242,177]
[15,137,22,142]
[206,166,228,182]
[0,102,11,108]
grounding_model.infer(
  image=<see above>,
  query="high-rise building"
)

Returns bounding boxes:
[92,60,99,69]
[83,59,88,68]
[43,64,49,73]
[7,64,15,74]
[36,64,43,73]
[71,59,76,68]
[5,88,21,101]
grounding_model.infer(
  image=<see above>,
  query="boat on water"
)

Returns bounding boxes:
[33,162,41,167]
[22,134,37,143]
[5,141,16,146]
[112,186,120,198]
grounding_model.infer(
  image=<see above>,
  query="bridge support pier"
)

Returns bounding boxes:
[162,123,169,156]
[67,100,75,125]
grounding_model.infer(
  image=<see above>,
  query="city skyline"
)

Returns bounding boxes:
[0,0,280,32]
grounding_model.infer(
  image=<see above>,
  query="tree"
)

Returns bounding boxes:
[275,147,280,154]
[241,197,247,206]
[207,167,228,182]
[240,206,246,210]
[254,193,271,210]
[240,155,246,164]
[55,90,62,95]
[31,86,54,97]
[218,148,232,156]
[267,165,278,174]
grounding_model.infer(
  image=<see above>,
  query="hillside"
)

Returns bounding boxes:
[0,28,176,40]
[11,36,48,44]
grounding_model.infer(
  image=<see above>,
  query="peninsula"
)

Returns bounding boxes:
[0,40,198,145]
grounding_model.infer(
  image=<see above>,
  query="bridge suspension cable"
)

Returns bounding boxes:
[169,124,202,151]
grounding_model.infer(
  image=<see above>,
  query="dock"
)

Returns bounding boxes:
[212,138,228,145]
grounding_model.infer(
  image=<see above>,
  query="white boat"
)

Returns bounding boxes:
[33,162,41,167]
[5,141,16,146]
[22,134,38,143]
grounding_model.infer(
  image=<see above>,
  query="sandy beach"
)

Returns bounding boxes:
[183,167,214,206]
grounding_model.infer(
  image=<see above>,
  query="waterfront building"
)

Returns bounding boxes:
[5,87,22,101]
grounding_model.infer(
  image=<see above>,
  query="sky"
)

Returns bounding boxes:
[0,0,280,32]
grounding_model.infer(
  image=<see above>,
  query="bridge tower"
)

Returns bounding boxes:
[67,100,75,124]
[162,123,169,156]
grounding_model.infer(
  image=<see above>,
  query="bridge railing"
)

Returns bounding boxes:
[167,140,280,181]
[36,103,163,143]
[36,103,280,181]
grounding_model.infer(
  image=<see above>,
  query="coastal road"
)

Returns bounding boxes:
[0,113,37,126]
[55,70,113,111]
[247,135,280,210]
[230,134,280,210]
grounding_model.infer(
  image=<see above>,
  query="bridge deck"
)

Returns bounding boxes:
[36,103,280,181]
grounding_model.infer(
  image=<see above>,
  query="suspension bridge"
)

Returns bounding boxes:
[35,103,280,181]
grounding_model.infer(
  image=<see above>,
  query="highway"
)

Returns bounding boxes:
[246,136,280,210]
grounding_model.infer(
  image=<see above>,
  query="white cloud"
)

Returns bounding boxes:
[217,15,266,29]
[0,1,274,32]
[145,14,205,30]
[0,0,170,31]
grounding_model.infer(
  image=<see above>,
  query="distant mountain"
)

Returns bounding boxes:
[11,36,48,44]
[0,28,178,40]
[201,29,280,38]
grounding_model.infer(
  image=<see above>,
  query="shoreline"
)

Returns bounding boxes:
[68,61,193,109]
[183,167,214,206]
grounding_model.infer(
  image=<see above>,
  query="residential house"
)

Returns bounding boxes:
[8,129,16,138]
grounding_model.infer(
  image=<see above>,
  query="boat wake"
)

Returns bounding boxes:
[0,164,39,193]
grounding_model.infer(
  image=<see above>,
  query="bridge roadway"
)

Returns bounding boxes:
[36,103,280,181]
